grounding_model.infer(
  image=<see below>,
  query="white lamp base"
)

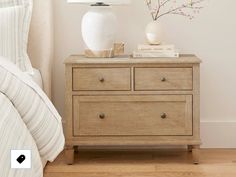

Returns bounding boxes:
[81,5,117,58]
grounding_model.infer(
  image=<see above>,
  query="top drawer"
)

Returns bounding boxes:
[135,68,193,91]
[73,68,131,91]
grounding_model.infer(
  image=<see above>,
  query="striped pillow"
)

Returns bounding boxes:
[0,2,33,74]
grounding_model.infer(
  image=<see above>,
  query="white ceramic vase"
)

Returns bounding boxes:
[81,6,117,51]
[145,21,163,45]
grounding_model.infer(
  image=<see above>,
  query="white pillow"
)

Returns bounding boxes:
[0,4,33,74]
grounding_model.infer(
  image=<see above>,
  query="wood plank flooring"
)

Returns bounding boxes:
[44,149,236,177]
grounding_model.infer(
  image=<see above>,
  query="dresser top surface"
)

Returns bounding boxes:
[65,54,201,64]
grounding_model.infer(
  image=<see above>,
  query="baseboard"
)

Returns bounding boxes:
[201,121,236,148]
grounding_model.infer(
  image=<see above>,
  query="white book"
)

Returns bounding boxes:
[133,51,179,58]
[138,44,175,51]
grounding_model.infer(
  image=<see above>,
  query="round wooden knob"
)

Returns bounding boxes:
[99,113,105,119]
[161,113,167,119]
[99,78,105,83]
[161,77,166,82]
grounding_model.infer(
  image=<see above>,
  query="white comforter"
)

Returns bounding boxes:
[0,57,65,177]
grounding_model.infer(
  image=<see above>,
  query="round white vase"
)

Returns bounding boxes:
[145,21,163,45]
[81,6,117,51]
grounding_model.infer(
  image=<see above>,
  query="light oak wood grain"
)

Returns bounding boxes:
[73,68,131,91]
[64,55,201,164]
[65,65,74,165]
[66,137,201,147]
[192,145,200,164]
[64,146,74,165]
[65,65,73,141]
[65,55,202,64]
[135,68,193,91]
[73,95,192,136]
[44,149,236,177]
[192,64,200,140]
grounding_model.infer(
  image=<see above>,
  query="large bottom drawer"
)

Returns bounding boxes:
[73,95,192,136]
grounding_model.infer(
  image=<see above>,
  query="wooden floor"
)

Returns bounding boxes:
[44,149,236,177]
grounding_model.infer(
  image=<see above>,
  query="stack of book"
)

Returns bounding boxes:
[133,44,179,58]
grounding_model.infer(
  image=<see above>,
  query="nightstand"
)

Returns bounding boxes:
[64,55,201,164]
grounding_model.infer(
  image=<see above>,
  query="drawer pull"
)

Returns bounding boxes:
[161,113,167,119]
[161,77,166,82]
[99,113,105,119]
[99,78,105,83]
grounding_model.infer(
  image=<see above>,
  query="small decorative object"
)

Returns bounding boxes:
[67,0,131,58]
[145,0,206,45]
[114,43,125,56]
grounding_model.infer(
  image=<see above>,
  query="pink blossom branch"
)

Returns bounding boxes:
[160,0,172,7]
[145,0,155,21]
[154,0,162,20]
[155,0,205,20]
[154,0,172,20]
[170,12,194,19]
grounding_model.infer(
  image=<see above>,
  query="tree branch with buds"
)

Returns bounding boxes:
[145,0,205,21]
[145,0,155,20]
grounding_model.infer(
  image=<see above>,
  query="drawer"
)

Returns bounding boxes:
[135,68,193,90]
[72,68,131,91]
[73,95,192,136]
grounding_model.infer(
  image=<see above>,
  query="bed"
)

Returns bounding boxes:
[0,0,65,177]
[28,0,54,98]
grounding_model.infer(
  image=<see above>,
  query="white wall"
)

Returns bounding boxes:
[53,0,236,148]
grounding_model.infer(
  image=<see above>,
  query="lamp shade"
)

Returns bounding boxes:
[67,0,131,5]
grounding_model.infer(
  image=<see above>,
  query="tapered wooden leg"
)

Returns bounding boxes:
[192,145,200,164]
[65,146,74,165]
[188,145,193,152]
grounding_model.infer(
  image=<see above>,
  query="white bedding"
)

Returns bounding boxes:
[30,68,43,89]
[0,1,34,74]
[0,93,43,176]
[0,57,65,177]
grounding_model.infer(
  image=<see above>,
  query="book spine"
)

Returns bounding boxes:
[133,51,179,58]
[138,45,175,51]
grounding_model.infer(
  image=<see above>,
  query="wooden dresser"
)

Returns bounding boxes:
[64,55,201,164]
